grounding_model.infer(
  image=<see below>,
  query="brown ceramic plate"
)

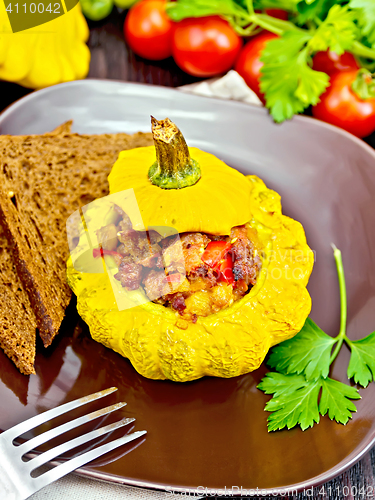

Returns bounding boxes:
[1,80,375,495]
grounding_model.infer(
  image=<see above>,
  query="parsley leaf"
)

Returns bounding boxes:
[347,331,375,387]
[258,245,374,432]
[259,13,359,121]
[258,372,321,431]
[267,317,336,379]
[349,0,375,48]
[260,31,329,122]
[319,378,360,424]
[258,373,361,431]
[308,5,358,55]
[296,0,338,25]
[258,371,309,397]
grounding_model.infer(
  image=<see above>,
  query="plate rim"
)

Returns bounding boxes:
[1,78,375,164]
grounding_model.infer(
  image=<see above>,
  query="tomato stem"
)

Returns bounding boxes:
[245,0,254,16]
[253,13,305,35]
[351,68,375,100]
[230,18,259,36]
[351,41,375,61]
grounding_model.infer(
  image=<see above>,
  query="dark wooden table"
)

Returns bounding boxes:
[0,8,374,500]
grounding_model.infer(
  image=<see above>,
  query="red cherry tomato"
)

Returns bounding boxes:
[235,32,278,103]
[312,70,375,138]
[265,8,288,20]
[172,16,242,77]
[312,50,359,76]
[254,9,288,21]
[124,0,173,60]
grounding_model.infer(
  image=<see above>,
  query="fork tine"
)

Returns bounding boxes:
[33,430,147,492]
[25,418,135,472]
[18,402,127,455]
[4,387,118,441]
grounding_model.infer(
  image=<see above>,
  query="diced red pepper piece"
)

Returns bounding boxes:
[218,255,235,285]
[92,248,123,260]
[201,241,232,269]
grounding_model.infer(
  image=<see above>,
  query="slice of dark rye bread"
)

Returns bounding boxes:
[0,123,75,375]
[0,225,37,374]
[0,122,153,374]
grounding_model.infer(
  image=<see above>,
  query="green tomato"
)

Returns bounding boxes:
[113,0,139,9]
[80,0,113,20]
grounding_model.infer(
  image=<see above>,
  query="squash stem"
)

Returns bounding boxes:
[148,117,201,189]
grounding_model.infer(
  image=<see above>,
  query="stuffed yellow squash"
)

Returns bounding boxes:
[67,118,314,382]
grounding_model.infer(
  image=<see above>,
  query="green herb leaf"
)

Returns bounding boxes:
[260,30,329,122]
[233,0,247,8]
[257,370,310,397]
[296,0,338,25]
[308,5,358,55]
[349,0,375,48]
[319,377,360,424]
[347,331,375,387]
[258,372,361,431]
[258,372,321,431]
[258,245,373,432]
[267,317,336,379]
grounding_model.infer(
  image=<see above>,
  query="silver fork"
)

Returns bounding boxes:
[0,387,146,500]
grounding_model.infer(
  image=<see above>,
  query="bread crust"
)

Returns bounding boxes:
[0,221,36,375]
[0,123,153,373]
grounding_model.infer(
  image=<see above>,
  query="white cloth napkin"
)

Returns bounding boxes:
[28,71,255,500]
[29,474,169,499]
[179,70,262,105]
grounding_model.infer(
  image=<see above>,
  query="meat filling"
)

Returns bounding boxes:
[96,206,262,320]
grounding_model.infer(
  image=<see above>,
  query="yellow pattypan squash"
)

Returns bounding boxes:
[108,118,253,235]
[67,118,314,382]
[0,3,90,88]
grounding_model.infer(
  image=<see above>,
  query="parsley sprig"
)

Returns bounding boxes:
[257,245,375,431]
[166,0,375,123]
